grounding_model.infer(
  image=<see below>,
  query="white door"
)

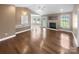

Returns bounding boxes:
[41,17,47,28]
[31,15,41,26]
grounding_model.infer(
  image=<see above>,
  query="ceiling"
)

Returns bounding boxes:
[15,4,74,15]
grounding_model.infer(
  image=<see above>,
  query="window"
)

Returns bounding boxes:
[21,16,28,25]
[36,18,40,24]
[60,15,70,28]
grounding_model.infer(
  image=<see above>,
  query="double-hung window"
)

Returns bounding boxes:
[60,14,70,29]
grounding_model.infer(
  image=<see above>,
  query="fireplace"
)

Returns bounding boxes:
[49,23,56,29]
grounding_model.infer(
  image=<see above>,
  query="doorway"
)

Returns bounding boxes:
[41,16,48,28]
[31,14,41,26]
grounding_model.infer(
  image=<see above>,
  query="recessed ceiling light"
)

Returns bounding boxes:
[37,10,42,12]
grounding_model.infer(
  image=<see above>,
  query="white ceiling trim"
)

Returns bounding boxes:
[15,4,74,15]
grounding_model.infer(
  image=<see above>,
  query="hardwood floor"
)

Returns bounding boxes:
[0,25,78,54]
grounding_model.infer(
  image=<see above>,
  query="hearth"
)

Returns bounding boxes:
[49,23,56,29]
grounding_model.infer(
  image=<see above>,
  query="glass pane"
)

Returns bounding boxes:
[60,15,70,28]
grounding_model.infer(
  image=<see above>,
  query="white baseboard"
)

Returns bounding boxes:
[47,28,72,33]
[57,29,72,33]
[16,29,31,34]
[47,28,58,31]
[0,29,31,41]
[71,32,78,47]
[47,28,78,47]
[0,35,16,41]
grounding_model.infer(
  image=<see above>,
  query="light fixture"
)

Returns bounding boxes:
[37,9,42,12]
[36,5,45,15]
[60,9,64,12]
[23,11,27,15]
[36,9,43,15]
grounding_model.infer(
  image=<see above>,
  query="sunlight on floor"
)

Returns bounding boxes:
[60,33,70,49]
[21,46,29,53]
[31,25,42,41]
[42,28,47,39]
[40,28,47,48]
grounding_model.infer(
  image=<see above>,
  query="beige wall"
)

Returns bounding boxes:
[0,5,31,39]
[16,7,31,26]
[0,5,16,39]
[44,12,72,30]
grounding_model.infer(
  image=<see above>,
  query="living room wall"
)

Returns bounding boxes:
[44,12,72,30]
[72,5,78,38]
[72,5,79,47]
[0,5,16,39]
[16,7,31,28]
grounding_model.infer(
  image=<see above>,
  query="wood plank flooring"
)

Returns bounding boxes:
[0,26,78,54]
